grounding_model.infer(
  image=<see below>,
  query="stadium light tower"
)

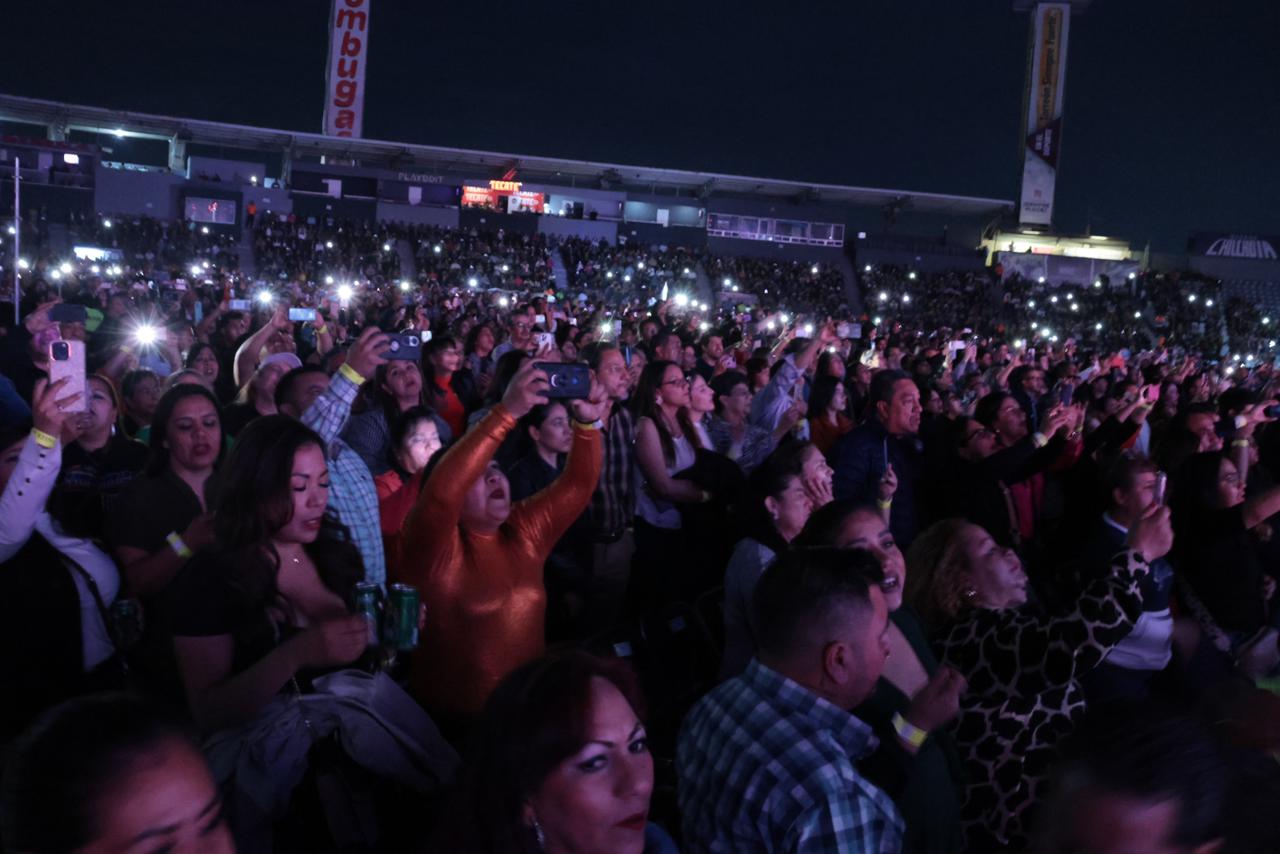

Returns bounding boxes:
[1012,1,1091,230]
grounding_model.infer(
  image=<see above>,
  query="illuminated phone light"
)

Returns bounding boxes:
[201,226,210,235]
[878,291,888,302]
[1050,296,1058,304]
[674,293,689,307]
[501,264,509,273]
[699,322,710,332]
[1264,317,1272,325]
[780,313,790,324]
[468,278,479,288]
[723,278,732,287]
[1205,299,1214,307]
[202,261,210,269]
[1095,323,1103,331]
[17,258,29,270]
[90,265,100,274]
[1094,280,1102,288]
[766,321,776,330]
[1014,339,1025,349]
[1128,272,1136,280]
[625,275,633,283]
[133,325,158,345]
[1134,311,1142,319]
[803,323,815,335]
[50,270,61,281]
[383,243,391,252]
[59,262,72,274]
[811,265,820,274]
[325,275,334,285]
[606,272,614,279]
[1188,294,1197,303]
[499,296,509,307]
[399,281,411,292]
[903,294,911,304]
[256,291,273,305]
[1037,276,1046,284]
[337,284,354,302]
[1031,322,1038,329]
[907,272,917,281]
[864,265,872,272]
[433,245,442,254]
[872,317,882,325]
[1071,303,1079,312]
[102,219,112,228]
[1028,299,1036,308]
[325,241,334,249]
[191,264,203,277]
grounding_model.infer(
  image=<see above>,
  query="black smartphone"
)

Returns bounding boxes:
[49,303,88,324]
[382,332,421,361]
[536,361,591,399]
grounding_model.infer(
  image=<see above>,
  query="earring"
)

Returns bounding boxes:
[532,816,546,850]
[962,587,977,602]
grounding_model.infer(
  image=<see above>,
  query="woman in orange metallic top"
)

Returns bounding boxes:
[396,360,606,720]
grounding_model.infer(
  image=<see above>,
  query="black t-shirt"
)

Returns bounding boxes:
[51,436,149,540]
[164,551,289,678]
[1181,506,1267,633]
[106,469,209,554]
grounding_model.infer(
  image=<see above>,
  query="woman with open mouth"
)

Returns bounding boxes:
[396,359,607,727]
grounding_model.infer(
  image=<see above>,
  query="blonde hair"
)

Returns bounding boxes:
[904,519,978,627]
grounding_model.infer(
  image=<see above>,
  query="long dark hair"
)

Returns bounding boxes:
[1,693,195,854]
[387,405,438,477]
[144,384,223,476]
[209,416,363,633]
[808,375,842,418]
[432,651,647,854]
[1170,451,1232,542]
[183,341,216,372]
[370,360,426,430]
[734,441,810,553]
[632,359,701,465]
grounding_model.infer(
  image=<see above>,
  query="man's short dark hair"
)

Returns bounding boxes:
[1038,701,1227,853]
[868,369,911,412]
[275,365,328,410]
[583,341,618,371]
[752,547,883,661]
[1103,454,1158,497]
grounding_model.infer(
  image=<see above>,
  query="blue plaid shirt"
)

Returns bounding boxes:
[677,659,903,853]
[302,369,387,588]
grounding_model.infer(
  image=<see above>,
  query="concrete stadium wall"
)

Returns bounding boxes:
[376,202,459,228]
[537,216,617,243]
[94,165,183,218]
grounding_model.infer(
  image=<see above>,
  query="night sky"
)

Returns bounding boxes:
[3,0,1277,251]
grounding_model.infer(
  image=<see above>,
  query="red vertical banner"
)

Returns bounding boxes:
[323,0,370,138]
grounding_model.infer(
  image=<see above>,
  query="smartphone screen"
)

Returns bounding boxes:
[288,307,317,322]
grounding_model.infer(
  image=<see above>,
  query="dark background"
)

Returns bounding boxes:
[3,0,1277,250]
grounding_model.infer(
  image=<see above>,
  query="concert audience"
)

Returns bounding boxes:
[8,219,1280,852]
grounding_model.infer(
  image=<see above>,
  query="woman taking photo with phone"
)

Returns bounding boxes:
[396,361,605,724]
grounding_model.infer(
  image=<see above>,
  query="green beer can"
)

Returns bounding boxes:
[354,582,383,647]
[384,584,420,651]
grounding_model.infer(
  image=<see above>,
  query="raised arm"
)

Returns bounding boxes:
[399,360,549,550]
[0,378,77,561]
[301,326,388,447]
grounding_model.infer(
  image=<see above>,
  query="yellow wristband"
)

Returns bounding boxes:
[338,362,366,385]
[1031,431,1049,448]
[1232,439,1250,448]
[315,324,328,335]
[891,712,928,749]
[166,532,193,559]
[30,428,57,449]
[876,498,892,511]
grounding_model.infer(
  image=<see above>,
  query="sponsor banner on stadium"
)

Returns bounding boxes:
[1018,2,1071,227]
[1189,233,1280,261]
[323,0,370,138]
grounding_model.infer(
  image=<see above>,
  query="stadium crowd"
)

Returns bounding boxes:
[1,213,1280,854]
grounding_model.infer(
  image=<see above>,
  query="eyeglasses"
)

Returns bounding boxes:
[965,427,994,443]
[662,377,690,387]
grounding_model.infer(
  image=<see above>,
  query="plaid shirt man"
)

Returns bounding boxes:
[589,403,636,540]
[677,659,903,853]
[301,367,387,588]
